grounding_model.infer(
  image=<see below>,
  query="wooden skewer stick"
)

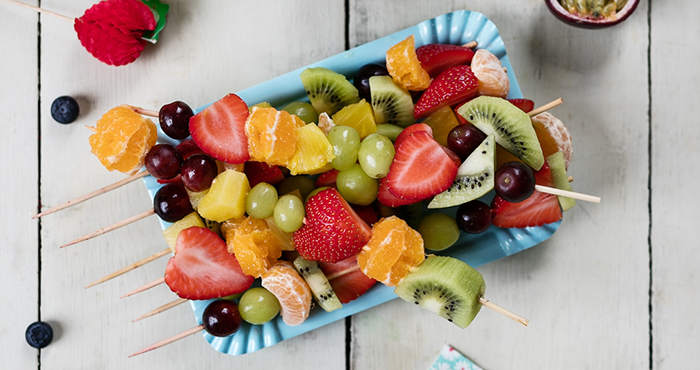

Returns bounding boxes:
[1,0,74,22]
[528,98,563,117]
[60,208,155,248]
[478,297,529,326]
[133,298,188,322]
[462,40,478,49]
[128,105,159,118]
[129,325,203,358]
[535,185,601,203]
[85,248,171,288]
[121,277,165,298]
[34,170,149,219]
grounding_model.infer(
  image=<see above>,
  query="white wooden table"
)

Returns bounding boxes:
[1,0,697,368]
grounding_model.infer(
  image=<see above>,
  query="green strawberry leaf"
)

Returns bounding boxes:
[140,0,169,43]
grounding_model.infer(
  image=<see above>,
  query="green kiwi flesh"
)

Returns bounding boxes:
[457,96,544,170]
[300,67,360,116]
[428,134,495,209]
[547,151,576,212]
[293,256,342,312]
[394,255,485,328]
[369,76,415,128]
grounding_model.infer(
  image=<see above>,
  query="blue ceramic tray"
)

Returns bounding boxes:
[144,9,561,356]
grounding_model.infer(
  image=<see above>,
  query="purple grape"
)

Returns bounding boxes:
[202,300,242,337]
[447,124,487,161]
[159,101,194,140]
[456,200,491,234]
[145,144,182,180]
[181,154,218,192]
[354,63,389,101]
[153,183,193,222]
[494,162,536,202]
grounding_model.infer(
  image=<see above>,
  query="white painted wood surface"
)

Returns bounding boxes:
[2,0,698,369]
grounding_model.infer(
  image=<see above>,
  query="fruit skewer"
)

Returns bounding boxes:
[133,298,188,322]
[60,208,155,248]
[121,277,165,298]
[85,247,171,288]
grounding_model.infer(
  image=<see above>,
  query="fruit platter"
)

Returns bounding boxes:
[46,9,598,357]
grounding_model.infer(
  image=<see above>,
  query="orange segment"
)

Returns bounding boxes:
[331,99,377,139]
[261,260,312,326]
[89,105,157,175]
[496,144,523,168]
[471,49,510,98]
[357,216,425,286]
[532,113,573,169]
[286,123,335,175]
[246,107,299,166]
[222,216,282,278]
[421,106,460,147]
[386,35,431,91]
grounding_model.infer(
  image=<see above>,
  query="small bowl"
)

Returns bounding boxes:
[545,0,640,29]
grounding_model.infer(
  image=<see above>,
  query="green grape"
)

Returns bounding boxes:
[375,124,403,142]
[417,213,460,251]
[336,163,378,206]
[238,287,281,325]
[306,186,330,203]
[273,194,305,232]
[221,292,243,301]
[327,126,361,171]
[358,133,395,179]
[277,175,315,200]
[245,182,278,219]
[281,101,318,124]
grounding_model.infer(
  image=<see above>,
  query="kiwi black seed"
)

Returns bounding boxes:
[300,67,360,116]
[428,134,495,209]
[457,96,544,170]
[394,255,485,328]
[369,75,415,128]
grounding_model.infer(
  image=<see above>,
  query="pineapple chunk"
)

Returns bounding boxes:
[186,188,209,211]
[332,99,377,139]
[162,212,205,253]
[422,106,460,147]
[197,170,250,222]
[286,123,335,175]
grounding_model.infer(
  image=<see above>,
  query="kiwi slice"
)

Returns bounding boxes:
[428,134,495,209]
[547,151,576,211]
[394,255,485,328]
[457,96,544,170]
[300,67,360,116]
[293,256,342,312]
[369,76,415,128]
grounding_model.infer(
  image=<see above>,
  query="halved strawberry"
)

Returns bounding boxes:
[294,188,372,263]
[377,177,417,207]
[491,163,563,228]
[164,227,254,300]
[318,255,377,304]
[351,204,379,227]
[414,65,479,119]
[415,44,475,77]
[385,131,458,200]
[315,169,339,188]
[175,139,206,160]
[244,161,285,187]
[189,93,250,164]
[508,98,535,113]
[393,123,433,148]
[157,174,182,185]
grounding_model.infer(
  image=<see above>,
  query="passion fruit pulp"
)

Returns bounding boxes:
[545,0,640,29]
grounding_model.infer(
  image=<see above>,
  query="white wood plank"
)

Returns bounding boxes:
[38,0,346,368]
[349,1,650,369]
[651,0,700,368]
[0,1,40,368]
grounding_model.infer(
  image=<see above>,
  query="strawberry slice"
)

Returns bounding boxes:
[491,163,563,228]
[164,227,254,300]
[294,188,372,263]
[414,65,479,119]
[415,44,475,77]
[385,131,458,200]
[244,161,285,187]
[378,177,417,207]
[189,94,250,164]
[508,98,535,113]
[393,123,433,148]
[319,255,377,304]
[315,169,339,188]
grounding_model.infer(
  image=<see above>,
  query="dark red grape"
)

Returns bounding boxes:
[153,183,193,222]
[202,300,242,337]
[447,124,487,161]
[159,101,194,140]
[354,63,389,101]
[456,200,491,234]
[495,162,536,202]
[181,154,218,192]
[145,144,182,180]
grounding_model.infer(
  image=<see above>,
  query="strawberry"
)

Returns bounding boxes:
[351,204,379,226]
[315,169,339,188]
[453,99,475,124]
[491,163,563,228]
[175,139,206,160]
[318,255,376,304]
[385,131,458,200]
[164,227,254,300]
[189,93,250,164]
[294,188,372,263]
[393,123,433,148]
[377,177,417,207]
[244,161,285,187]
[157,174,182,185]
[415,44,475,77]
[508,98,535,113]
[414,65,479,119]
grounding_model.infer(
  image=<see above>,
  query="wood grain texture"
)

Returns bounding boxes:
[0,1,39,369]
[651,0,700,368]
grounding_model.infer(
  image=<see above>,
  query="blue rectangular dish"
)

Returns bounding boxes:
[143,9,561,356]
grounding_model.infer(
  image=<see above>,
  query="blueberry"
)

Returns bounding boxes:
[25,321,53,349]
[51,96,80,124]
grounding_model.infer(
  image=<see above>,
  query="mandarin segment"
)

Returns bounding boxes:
[386,35,431,91]
[246,107,299,166]
[261,260,313,326]
[222,216,282,278]
[422,106,460,147]
[471,49,510,98]
[532,112,573,169]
